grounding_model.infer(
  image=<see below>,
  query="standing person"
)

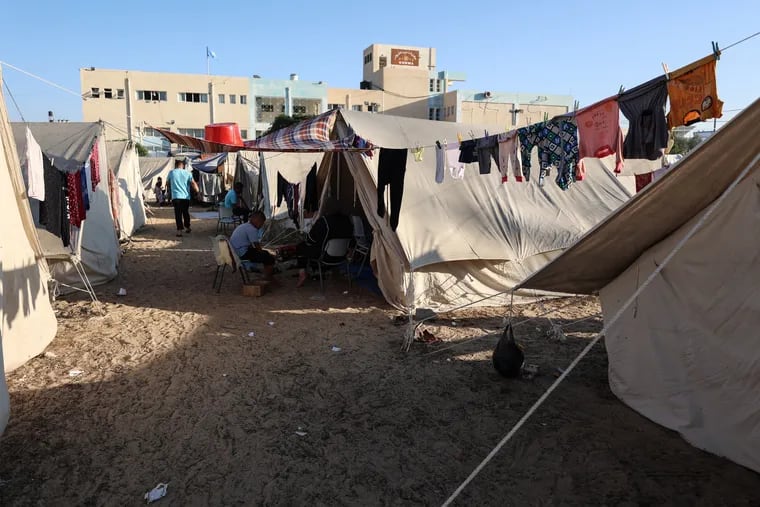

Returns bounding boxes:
[167,159,198,237]
[154,177,166,206]
[224,181,250,221]
[229,211,276,281]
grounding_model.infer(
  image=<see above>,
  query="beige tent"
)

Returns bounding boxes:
[0,82,59,434]
[519,98,760,473]
[315,111,631,311]
[12,122,121,288]
[139,156,174,195]
[107,141,147,239]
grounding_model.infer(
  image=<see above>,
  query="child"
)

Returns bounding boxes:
[154,177,167,206]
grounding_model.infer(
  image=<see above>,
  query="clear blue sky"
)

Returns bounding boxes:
[2,0,758,130]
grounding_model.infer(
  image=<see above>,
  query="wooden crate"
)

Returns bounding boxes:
[242,280,269,297]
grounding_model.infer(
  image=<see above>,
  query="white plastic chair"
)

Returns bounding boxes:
[349,215,371,276]
[217,206,241,234]
[314,237,352,293]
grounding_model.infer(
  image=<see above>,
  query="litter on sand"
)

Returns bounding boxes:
[144,483,169,503]
[331,346,342,352]
[68,369,84,377]
[295,431,308,437]
[117,288,127,296]
[267,321,275,326]
[247,331,255,337]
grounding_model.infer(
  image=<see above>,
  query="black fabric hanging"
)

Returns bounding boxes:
[376,148,407,232]
[619,76,669,160]
[38,155,70,247]
[303,163,319,213]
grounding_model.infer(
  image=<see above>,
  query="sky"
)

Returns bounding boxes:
[1,0,758,132]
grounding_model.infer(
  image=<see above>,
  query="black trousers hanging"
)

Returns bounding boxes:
[376,148,407,231]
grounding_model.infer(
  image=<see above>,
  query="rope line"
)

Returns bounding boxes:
[0,61,84,98]
[3,79,25,122]
[441,151,760,506]
[721,30,760,51]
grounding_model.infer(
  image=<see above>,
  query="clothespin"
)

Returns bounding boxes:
[543,112,548,122]
[468,130,475,140]
[457,132,463,143]
[435,140,442,149]
[712,41,721,60]
[573,100,579,113]
[618,85,625,95]
[662,62,670,80]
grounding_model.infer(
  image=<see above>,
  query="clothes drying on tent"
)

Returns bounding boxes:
[23,126,45,200]
[476,135,499,175]
[276,172,300,228]
[303,163,319,213]
[458,140,477,163]
[667,58,723,128]
[518,119,579,189]
[90,141,101,190]
[497,131,523,183]
[67,170,86,227]
[376,148,407,232]
[38,155,70,247]
[576,98,624,178]
[108,169,121,236]
[619,76,669,160]
[197,172,221,203]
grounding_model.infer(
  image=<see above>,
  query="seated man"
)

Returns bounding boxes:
[295,198,354,287]
[224,182,250,221]
[229,211,276,281]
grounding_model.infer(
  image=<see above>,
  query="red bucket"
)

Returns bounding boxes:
[205,123,243,146]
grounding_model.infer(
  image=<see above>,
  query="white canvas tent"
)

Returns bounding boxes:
[12,122,121,288]
[107,141,147,239]
[0,83,59,434]
[518,98,760,473]
[138,156,174,195]
[319,110,631,311]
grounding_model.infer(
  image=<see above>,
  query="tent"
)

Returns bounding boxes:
[107,140,147,239]
[138,156,174,195]
[0,83,59,435]
[518,98,760,473]
[12,122,121,288]
[160,110,631,311]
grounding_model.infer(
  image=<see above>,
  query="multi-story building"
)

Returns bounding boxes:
[80,44,573,153]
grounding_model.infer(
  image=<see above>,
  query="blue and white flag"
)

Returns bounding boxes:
[206,47,216,59]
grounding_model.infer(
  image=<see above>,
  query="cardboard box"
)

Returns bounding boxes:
[242,280,269,297]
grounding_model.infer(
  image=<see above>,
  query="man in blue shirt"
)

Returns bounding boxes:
[229,211,276,280]
[167,159,199,237]
[223,182,250,221]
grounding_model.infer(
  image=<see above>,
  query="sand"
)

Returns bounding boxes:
[1,207,758,506]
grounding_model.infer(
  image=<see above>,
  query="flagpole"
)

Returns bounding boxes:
[206,46,210,75]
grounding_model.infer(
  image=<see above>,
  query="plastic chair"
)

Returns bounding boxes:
[349,215,371,276]
[313,237,352,293]
[217,206,241,234]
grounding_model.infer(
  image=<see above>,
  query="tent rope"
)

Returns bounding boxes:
[441,151,760,507]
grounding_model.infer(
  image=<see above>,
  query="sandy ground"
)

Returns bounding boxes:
[1,206,758,506]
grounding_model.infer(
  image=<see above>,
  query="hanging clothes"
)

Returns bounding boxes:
[376,148,407,231]
[446,142,465,179]
[90,140,101,191]
[67,170,86,228]
[519,120,579,189]
[38,156,70,247]
[435,142,445,184]
[575,98,624,178]
[24,127,46,200]
[108,168,121,237]
[635,172,653,192]
[476,135,499,175]
[303,163,319,212]
[80,167,90,211]
[277,172,301,228]
[497,131,522,182]
[458,139,477,163]
[667,58,724,128]
[619,76,669,160]
[411,146,424,162]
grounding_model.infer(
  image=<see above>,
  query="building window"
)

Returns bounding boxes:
[428,108,434,120]
[352,105,363,112]
[218,94,225,104]
[137,90,167,101]
[103,88,113,99]
[178,128,205,138]
[363,53,372,64]
[240,95,247,105]
[327,103,344,110]
[293,105,306,114]
[260,104,274,112]
[178,92,208,103]
[142,127,162,137]
[435,108,441,121]
[436,80,442,93]
[229,94,237,104]
[429,79,435,92]
[240,129,248,139]
[91,87,100,98]
[379,56,387,68]
[117,89,124,99]
[281,104,286,113]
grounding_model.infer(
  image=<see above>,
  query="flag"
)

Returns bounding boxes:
[206,47,216,59]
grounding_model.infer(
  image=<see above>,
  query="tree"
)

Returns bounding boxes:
[262,114,314,136]
[669,133,702,155]
[135,142,149,157]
